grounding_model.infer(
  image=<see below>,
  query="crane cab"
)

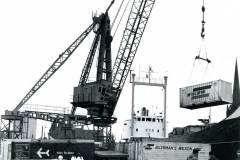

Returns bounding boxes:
[72,80,114,117]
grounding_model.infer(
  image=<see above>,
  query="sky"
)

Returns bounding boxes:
[1,0,240,140]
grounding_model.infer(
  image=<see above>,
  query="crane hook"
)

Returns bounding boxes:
[201,0,205,39]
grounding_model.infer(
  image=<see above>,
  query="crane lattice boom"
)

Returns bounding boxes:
[11,0,156,124]
[110,0,156,115]
[13,23,95,112]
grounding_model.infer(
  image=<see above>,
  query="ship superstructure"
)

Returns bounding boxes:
[122,107,164,140]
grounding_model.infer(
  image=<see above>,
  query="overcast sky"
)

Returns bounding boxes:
[1,0,240,139]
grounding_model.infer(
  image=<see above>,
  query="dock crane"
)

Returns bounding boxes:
[1,0,156,141]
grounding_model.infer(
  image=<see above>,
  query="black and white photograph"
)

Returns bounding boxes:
[0,0,240,159]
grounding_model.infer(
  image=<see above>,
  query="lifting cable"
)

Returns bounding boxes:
[111,0,125,28]
[189,0,212,81]
[195,0,211,64]
[112,0,131,38]
[189,0,211,79]
[201,0,206,39]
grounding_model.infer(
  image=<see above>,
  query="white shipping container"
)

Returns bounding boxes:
[129,141,211,160]
[180,80,232,109]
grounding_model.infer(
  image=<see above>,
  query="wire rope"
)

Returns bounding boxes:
[111,0,125,29]
[189,0,212,83]
[112,0,131,38]
[188,58,197,82]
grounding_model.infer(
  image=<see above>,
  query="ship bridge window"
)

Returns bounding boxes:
[137,117,141,121]
[153,118,156,122]
[157,119,160,122]
[142,118,145,121]
[146,118,151,121]
[136,128,138,132]
[124,123,127,125]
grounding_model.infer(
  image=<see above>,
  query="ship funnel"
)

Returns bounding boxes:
[141,107,149,116]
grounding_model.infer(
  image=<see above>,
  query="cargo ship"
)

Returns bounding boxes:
[165,60,240,160]
[118,61,240,160]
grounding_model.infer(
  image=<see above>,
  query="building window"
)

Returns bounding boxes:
[142,118,145,121]
[153,118,156,122]
[137,117,141,121]
[124,123,127,125]
[145,129,148,132]
[152,129,154,132]
[136,128,138,132]
[157,129,159,132]
[146,118,151,121]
